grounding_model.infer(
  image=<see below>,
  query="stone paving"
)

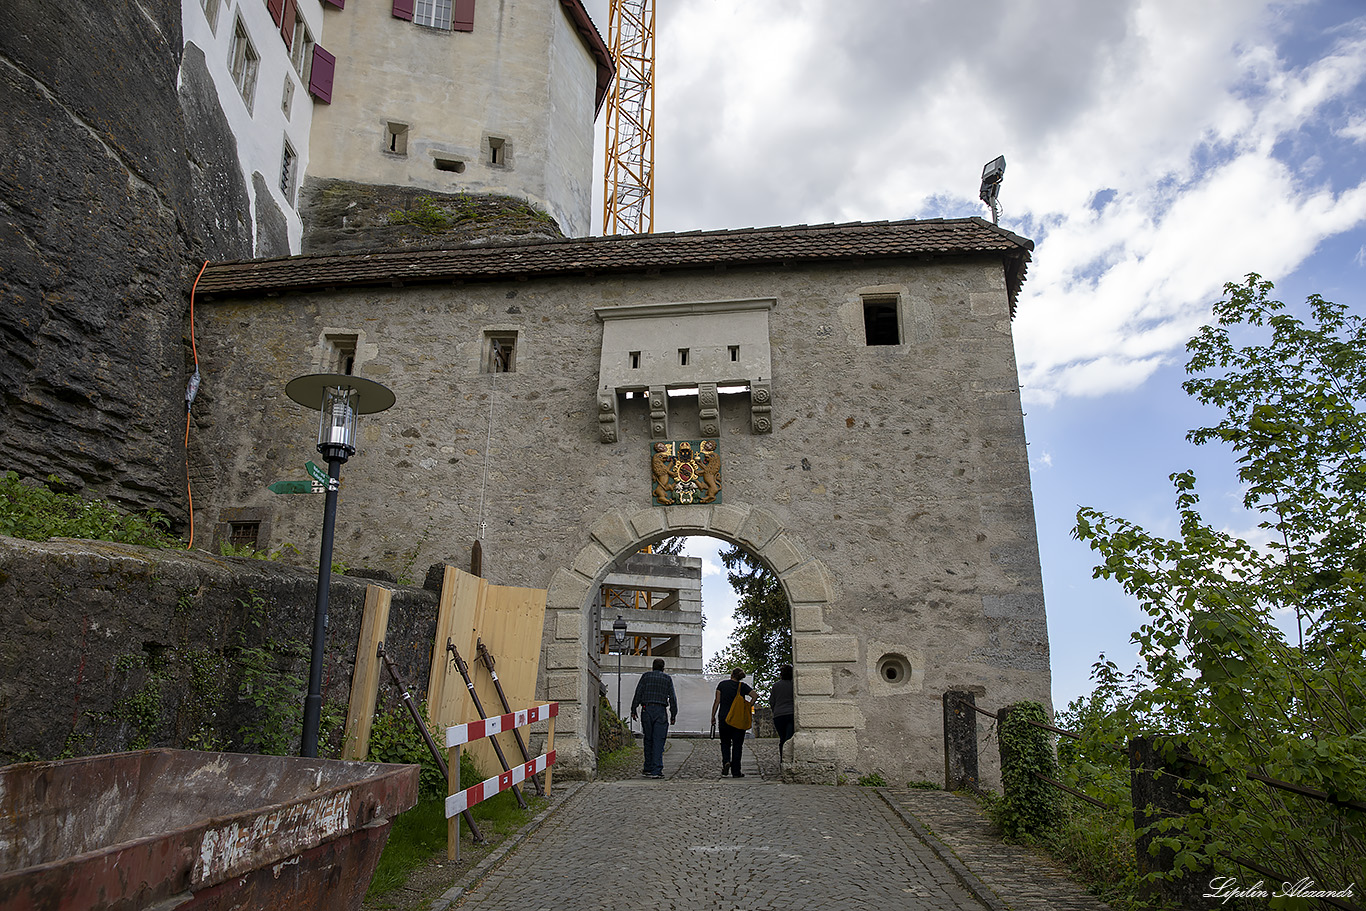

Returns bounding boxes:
[433,737,1115,911]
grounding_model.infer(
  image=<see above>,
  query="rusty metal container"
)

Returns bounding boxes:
[0,748,419,911]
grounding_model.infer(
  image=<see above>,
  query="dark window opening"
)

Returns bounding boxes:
[485,332,517,373]
[630,351,641,369]
[728,345,739,362]
[326,334,358,374]
[678,348,689,366]
[386,122,409,155]
[863,298,901,346]
[228,522,260,550]
[489,137,505,166]
[435,157,465,173]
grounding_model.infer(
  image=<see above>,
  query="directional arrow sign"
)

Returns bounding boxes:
[305,461,329,485]
[268,480,314,495]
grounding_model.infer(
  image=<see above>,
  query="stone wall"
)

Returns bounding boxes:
[187,256,1050,785]
[0,536,441,764]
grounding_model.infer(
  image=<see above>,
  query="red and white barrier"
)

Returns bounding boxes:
[443,701,558,822]
[446,750,556,817]
[445,702,558,748]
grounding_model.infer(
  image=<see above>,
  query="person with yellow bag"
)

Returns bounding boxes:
[709,668,755,778]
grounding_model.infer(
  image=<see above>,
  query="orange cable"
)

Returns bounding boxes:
[185,260,208,549]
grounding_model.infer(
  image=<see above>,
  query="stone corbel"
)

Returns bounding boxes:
[597,389,618,443]
[649,385,669,439]
[751,381,772,433]
[698,383,720,437]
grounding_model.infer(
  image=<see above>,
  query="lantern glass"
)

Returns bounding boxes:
[319,385,359,453]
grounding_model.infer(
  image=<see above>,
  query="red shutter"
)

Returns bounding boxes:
[453,0,476,31]
[266,0,284,26]
[322,0,343,7]
[391,0,414,20]
[279,0,296,47]
[308,45,335,103]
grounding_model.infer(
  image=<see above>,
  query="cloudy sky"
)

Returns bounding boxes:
[581,0,1366,707]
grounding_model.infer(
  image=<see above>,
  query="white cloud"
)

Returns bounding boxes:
[608,1,1366,408]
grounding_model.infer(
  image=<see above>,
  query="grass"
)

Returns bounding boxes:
[365,786,544,905]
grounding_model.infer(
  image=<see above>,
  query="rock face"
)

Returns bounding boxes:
[0,2,255,519]
[300,179,566,253]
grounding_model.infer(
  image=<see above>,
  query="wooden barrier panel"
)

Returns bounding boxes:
[341,585,391,760]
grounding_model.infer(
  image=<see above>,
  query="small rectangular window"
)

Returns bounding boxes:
[728,345,739,362]
[434,157,465,172]
[289,14,314,82]
[201,0,221,32]
[228,522,261,551]
[862,297,901,346]
[489,137,505,166]
[414,0,453,29]
[281,76,295,117]
[386,122,409,155]
[228,18,260,111]
[484,332,517,373]
[629,351,641,369]
[280,140,298,203]
[326,334,358,374]
[678,348,690,366]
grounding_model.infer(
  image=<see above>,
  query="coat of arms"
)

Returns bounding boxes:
[651,440,721,506]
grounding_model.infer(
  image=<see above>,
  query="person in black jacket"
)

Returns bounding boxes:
[770,664,795,763]
[710,668,753,778]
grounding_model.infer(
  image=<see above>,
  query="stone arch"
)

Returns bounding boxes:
[541,500,858,781]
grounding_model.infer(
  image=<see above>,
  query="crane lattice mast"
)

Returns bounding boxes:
[601,0,655,235]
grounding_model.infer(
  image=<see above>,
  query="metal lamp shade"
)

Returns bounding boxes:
[285,373,396,459]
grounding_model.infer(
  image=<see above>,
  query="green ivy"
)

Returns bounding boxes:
[367,702,453,800]
[0,471,173,546]
[994,700,1060,840]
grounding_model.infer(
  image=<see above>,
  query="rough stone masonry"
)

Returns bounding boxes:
[187,219,1050,786]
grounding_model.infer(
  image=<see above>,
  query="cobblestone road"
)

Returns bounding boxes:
[445,739,986,911]
[450,780,986,911]
[434,738,1114,911]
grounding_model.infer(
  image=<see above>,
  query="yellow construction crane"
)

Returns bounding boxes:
[601,0,655,235]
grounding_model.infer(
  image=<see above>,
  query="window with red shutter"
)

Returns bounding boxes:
[308,45,335,103]
[279,0,296,47]
[391,0,414,21]
[453,0,475,30]
[322,0,343,7]
[266,0,284,26]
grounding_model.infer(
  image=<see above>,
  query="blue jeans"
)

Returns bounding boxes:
[640,704,669,775]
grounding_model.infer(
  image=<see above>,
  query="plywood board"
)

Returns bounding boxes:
[428,566,547,777]
[341,585,391,760]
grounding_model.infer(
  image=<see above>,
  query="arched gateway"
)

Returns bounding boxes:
[191,218,1052,785]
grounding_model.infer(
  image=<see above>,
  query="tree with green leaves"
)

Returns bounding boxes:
[1068,275,1365,893]
[705,544,791,695]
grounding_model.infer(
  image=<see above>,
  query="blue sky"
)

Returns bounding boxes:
[582,0,1366,708]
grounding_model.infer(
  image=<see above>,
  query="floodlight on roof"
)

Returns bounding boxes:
[979,155,1006,225]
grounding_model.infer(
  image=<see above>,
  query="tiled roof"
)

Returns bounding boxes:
[197,217,1034,313]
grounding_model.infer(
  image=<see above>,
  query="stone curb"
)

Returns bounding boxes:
[428,781,589,911]
[875,788,1011,911]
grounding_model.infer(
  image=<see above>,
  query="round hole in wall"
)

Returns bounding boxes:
[877,653,911,686]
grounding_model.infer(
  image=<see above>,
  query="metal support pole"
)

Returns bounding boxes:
[301,454,343,757]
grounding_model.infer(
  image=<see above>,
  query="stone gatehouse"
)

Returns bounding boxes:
[189,216,1049,783]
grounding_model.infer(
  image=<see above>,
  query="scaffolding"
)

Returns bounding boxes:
[601,0,655,235]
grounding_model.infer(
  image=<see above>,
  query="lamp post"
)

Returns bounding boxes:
[286,372,395,758]
[612,614,627,723]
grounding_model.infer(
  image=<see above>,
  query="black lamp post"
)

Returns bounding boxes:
[286,372,395,758]
[612,614,627,722]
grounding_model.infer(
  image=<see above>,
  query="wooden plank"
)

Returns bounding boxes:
[427,565,483,732]
[447,744,460,862]
[341,585,391,760]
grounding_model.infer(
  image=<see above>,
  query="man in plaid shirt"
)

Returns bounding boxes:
[630,658,679,778]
